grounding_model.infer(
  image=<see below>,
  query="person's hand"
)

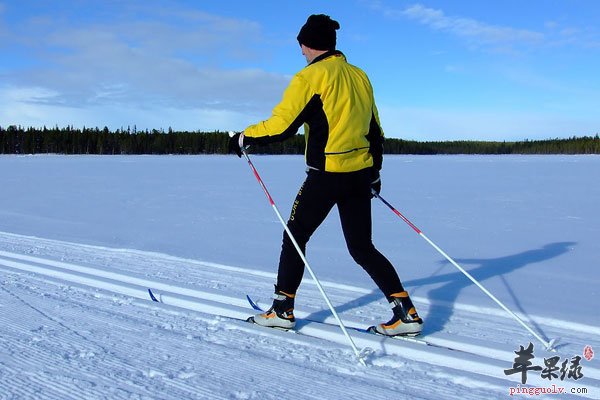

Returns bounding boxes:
[370,169,381,197]
[228,132,243,157]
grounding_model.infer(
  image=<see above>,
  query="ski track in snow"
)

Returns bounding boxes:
[0,231,598,400]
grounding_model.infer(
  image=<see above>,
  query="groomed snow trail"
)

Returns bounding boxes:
[1,231,598,399]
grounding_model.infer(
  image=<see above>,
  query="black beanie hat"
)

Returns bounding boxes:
[297,14,340,51]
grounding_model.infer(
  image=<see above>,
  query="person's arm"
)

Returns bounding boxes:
[243,74,315,145]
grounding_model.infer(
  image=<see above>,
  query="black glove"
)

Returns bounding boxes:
[228,132,243,158]
[370,169,381,198]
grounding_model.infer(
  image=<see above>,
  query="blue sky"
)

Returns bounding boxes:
[1,0,599,141]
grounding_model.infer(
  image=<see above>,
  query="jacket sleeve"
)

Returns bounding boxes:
[243,73,314,145]
[366,103,384,171]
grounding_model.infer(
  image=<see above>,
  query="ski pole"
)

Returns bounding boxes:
[372,191,556,351]
[241,148,369,366]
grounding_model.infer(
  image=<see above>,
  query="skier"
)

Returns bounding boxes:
[229,14,423,336]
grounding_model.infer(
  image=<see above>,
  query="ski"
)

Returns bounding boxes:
[246,294,461,352]
[148,289,463,355]
[246,294,263,312]
[148,288,160,302]
[245,316,297,332]
[149,288,293,331]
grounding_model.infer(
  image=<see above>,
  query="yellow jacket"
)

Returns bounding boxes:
[243,51,384,173]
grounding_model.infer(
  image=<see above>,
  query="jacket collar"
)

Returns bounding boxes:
[309,50,345,65]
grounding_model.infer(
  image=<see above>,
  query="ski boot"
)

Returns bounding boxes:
[248,287,296,330]
[370,291,423,336]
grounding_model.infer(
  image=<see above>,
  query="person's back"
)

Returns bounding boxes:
[298,52,378,172]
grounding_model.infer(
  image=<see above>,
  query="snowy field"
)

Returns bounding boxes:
[0,154,599,399]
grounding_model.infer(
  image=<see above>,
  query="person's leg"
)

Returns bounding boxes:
[252,170,336,329]
[337,169,423,336]
[276,170,336,295]
[337,171,404,297]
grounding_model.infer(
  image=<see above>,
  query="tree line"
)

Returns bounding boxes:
[1,125,599,155]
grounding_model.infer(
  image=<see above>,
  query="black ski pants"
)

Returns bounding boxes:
[276,168,404,298]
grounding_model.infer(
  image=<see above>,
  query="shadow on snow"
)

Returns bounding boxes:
[304,241,575,340]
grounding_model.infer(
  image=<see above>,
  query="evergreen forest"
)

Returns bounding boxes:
[1,125,599,155]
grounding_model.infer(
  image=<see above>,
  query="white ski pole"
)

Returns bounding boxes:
[241,148,369,366]
[373,191,557,351]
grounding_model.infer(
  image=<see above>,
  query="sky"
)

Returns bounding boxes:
[1,0,599,141]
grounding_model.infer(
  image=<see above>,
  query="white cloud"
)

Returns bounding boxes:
[0,85,256,131]
[402,4,544,46]
[2,5,290,129]
[18,16,286,106]
[371,2,600,51]
[368,2,544,52]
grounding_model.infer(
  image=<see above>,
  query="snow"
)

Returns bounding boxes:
[0,154,599,399]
